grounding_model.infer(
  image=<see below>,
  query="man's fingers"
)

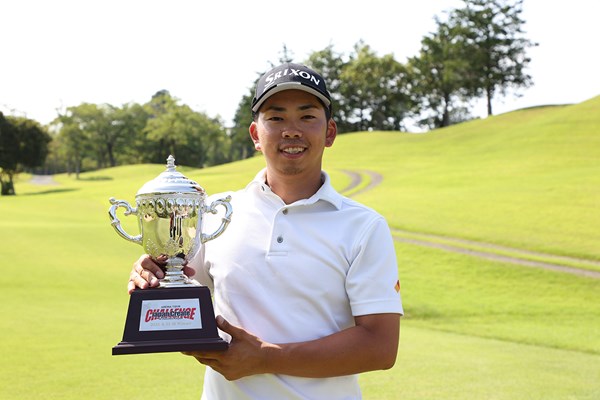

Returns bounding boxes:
[138,255,165,279]
[129,270,150,290]
[216,316,244,339]
[127,254,165,292]
[183,265,196,278]
[137,268,159,287]
[127,279,137,295]
[182,351,222,364]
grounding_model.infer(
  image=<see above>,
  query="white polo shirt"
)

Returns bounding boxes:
[191,169,403,400]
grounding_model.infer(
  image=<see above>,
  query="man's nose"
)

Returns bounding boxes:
[282,123,302,138]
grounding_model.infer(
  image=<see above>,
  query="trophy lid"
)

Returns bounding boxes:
[136,155,205,196]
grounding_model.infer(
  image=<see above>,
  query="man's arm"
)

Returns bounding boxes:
[184,313,400,381]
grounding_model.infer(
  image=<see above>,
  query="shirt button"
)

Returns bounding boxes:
[277,236,284,243]
[282,208,288,215]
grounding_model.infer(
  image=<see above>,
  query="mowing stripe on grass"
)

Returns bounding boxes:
[392,232,600,279]
[339,168,600,278]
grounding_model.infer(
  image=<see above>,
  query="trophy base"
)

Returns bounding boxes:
[113,337,228,355]
[113,286,228,355]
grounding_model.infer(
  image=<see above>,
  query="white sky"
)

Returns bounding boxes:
[1,0,599,129]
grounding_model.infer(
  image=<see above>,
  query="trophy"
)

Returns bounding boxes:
[108,155,232,355]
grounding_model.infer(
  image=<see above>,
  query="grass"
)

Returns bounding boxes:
[396,241,599,355]
[1,96,599,399]
[361,326,600,400]
[391,229,600,272]
[325,97,600,261]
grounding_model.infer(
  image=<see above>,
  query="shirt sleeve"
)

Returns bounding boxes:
[345,216,403,316]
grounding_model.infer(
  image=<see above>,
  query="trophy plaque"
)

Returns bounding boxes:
[108,155,232,355]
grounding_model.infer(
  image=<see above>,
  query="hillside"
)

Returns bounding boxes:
[325,95,600,261]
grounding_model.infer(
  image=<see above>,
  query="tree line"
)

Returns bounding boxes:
[1,0,535,195]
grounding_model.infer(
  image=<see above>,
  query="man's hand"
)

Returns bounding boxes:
[183,316,273,381]
[127,254,196,294]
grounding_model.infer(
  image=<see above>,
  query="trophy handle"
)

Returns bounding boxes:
[201,195,232,243]
[108,197,142,245]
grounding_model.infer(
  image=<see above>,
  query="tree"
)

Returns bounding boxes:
[48,102,149,174]
[305,45,350,131]
[449,0,537,115]
[0,113,52,195]
[143,91,228,168]
[71,103,115,169]
[109,103,150,165]
[339,43,412,131]
[49,104,103,177]
[229,91,256,161]
[144,91,190,160]
[408,19,474,129]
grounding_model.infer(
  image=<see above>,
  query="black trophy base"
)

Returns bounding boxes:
[113,286,228,355]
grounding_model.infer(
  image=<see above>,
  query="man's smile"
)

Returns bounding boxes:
[281,147,306,154]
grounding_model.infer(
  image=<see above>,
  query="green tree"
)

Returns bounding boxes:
[0,113,51,195]
[143,91,228,167]
[53,114,90,178]
[76,103,115,168]
[408,19,474,129]
[48,102,148,174]
[50,104,103,177]
[340,43,412,131]
[109,103,150,165]
[229,91,256,161]
[305,45,349,131]
[449,0,537,115]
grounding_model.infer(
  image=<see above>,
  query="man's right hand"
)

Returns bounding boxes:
[128,254,165,294]
[127,255,197,294]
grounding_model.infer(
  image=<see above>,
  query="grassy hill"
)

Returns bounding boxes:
[326,96,600,261]
[1,96,598,399]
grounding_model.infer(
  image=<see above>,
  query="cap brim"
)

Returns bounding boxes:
[252,82,331,113]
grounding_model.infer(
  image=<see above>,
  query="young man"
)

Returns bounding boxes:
[129,62,403,399]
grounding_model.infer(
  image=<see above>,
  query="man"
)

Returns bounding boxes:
[129,62,403,399]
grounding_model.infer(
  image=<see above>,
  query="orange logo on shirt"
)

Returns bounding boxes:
[394,280,401,293]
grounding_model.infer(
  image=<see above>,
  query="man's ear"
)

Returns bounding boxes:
[325,119,337,147]
[249,121,261,150]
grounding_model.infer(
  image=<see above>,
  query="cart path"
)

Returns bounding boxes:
[338,169,383,196]
[338,169,600,279]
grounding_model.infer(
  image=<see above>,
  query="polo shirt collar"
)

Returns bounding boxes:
[248,168,343,210]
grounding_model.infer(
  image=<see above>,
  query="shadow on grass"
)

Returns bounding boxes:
[22,188,79,196]
[78,176,113,181]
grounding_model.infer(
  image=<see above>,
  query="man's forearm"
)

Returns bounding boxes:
[263,313,400,378]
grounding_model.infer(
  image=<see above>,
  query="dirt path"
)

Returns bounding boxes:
[339,169,600,279]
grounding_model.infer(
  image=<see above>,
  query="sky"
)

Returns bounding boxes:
[2,0,599,130]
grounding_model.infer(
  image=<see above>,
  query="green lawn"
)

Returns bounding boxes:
[1,97,599,399]
[327,97,600,261]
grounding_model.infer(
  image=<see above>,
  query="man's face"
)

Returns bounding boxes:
[249,89,336,177]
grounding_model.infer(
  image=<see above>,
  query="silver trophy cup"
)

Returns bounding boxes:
[108,155,232,287]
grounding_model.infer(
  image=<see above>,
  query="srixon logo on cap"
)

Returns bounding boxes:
[264,67,321,88]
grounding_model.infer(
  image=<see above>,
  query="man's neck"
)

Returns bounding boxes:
[265,168,324,205]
